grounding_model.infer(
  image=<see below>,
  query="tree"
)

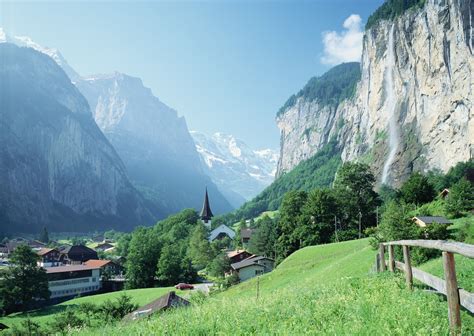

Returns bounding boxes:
[248,215,277,258]
[400,172,435,206]
[39,227,49,244]
[333,162,380,237]
[275,190,308,262]
[207,253,231,278]
[71,237,87,246]
[125,227,160,289]
[156,244,183,285]
[445,178,474,217]
[0,245,50,313]
[187,223,213,269]
[298,189,338,245]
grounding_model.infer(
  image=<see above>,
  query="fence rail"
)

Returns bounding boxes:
[376,240,474,334]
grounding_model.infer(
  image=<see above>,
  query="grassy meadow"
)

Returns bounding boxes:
[72,238,473,335]
[0,287,173,328]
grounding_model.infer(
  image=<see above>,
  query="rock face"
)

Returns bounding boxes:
[0,44,154,233]
[277,0,473,186]
[75,74,233,216]
[191,131,278,207]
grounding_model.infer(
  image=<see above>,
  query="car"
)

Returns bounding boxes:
[174,283,194,290]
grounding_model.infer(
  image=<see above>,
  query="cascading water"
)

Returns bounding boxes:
[381,24,399,184]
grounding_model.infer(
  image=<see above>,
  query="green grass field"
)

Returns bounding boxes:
[0,287,173,328]
[73,238,474,335]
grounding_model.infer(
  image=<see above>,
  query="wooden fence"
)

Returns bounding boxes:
[376,240,474,334]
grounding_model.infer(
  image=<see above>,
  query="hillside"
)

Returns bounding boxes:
[75,239,474,335]
[228,139,341,221]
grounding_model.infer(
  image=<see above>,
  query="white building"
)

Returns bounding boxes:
[46,264,101,299]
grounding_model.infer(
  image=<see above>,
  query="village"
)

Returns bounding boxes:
[0,189,278,326]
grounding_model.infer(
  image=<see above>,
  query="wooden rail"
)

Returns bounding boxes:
[376,240,474,334]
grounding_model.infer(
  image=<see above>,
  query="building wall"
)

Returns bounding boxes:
[49,269,101,298]
[238,265,265,282]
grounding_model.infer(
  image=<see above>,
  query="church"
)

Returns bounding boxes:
[200,188,235,242]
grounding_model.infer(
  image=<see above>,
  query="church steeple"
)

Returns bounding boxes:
[200,188,214,228]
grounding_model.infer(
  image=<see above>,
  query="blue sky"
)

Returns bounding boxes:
[0,0,383,149]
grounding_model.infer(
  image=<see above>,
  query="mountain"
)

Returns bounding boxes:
[75,74,233,216]
[0,43,154,234]
[1,28,233,218]
[277,0,473,187]
[191,132,278,207]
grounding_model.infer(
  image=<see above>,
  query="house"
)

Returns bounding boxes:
[95,242,114,252]
[84,259,123,277]
[439,188,450,199]
[240,228,255,244]
[59,245,98,265]
[230,255,274,282]
[200,188,214,229]
[209,225,236,242]
[28,240,47,249]
[37,248,60,267]
[123,291,190,321]
[46,264,101,299]
[412,216,452,228]
[226,250,252,264]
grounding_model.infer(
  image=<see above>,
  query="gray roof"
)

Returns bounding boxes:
[231,255,274,271]
[123,291,189,321]
[414,216,452,224]
[209,225,236,241]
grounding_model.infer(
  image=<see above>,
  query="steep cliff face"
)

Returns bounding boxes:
[75,74,233,216]
[277,0,473,186]
[0,44,154,233]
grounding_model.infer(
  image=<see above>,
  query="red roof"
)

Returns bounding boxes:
[84,259,113,268]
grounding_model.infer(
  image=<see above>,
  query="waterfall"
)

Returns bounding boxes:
[381,24,399,184]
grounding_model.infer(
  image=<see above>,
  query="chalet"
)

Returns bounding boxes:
[37,248,60,267]
[95,242,114,252]
[230,255,274,282]
[412,216,452,228]
[123,291,190,321]
[46,264,101,299]
[84,259,123,277]
[226,250,252,264]
[200,188,214,229]
[59,245,98,265]
[240,228,255,244]
[209,225,236,242]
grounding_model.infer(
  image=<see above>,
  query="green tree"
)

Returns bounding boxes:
[39,227,49,244]
[400,172,436,206]
[298,189,338,245]
[156,244,183,285]
[0,245,50,313]
[207,253,231,278]
[125,227,160,289]
[275,190,308,262]
[333,162,380,237]
[444,160,474,187]
[445,178,474,217]
[248,215,277,258]
[187,223,213,269]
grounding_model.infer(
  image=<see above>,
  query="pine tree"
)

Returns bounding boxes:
[187,223,213,269]
[39,227,49,244]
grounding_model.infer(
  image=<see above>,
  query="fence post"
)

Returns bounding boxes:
[443,252,461,334]
[388,245,395,272]
[379,244,386,271]
[375,253,381,272]
[402,245,413,289]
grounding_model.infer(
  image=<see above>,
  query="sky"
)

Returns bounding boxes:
[0,0,384,149]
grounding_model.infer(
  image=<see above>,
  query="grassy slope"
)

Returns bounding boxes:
[0,287,173,328]
[76,239,474,335]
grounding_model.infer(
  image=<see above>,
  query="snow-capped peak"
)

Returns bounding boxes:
[191,131,279,201]
[0,27,79,80]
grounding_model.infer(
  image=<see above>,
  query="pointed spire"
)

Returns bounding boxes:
[200,187,214,222]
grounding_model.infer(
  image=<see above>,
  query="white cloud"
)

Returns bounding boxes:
[320,14,363,66]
